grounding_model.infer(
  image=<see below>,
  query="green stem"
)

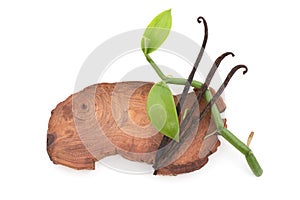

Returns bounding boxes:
[220,128,249,155]
[165,77,263,177]
[246,151,263,177]
[165,77,224,130]
[145,54,167,80]
[221,128,263,176]
[146,55,263,177]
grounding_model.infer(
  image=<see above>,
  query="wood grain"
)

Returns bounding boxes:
[47,81,226,175]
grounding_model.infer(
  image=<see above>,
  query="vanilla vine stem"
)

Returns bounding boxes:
[145,53,263,177]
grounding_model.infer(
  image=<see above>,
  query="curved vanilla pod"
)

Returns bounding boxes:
[153,17,208,174]
[179,52,235,132]
[153,65,248,171]
[176,16,208,115]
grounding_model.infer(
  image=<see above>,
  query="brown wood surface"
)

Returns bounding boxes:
[47,81,226,175]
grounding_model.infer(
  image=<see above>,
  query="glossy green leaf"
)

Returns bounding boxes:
[141,9,172,55]
[146,81,179,142]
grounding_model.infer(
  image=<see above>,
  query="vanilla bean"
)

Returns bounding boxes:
[153,52,233,171]
[197,65,248,121]
[153,65,248,171]
[179,52,234,132]
[176,16,208,115]
[153,17,208,174]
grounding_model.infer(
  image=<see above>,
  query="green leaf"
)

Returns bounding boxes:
[146,81,179,142]
[141,9,172,55]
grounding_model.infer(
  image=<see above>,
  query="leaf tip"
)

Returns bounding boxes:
[174,131,179,142]
[141,9,173,55]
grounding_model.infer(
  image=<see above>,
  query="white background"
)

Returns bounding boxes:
[1,0,299,199]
